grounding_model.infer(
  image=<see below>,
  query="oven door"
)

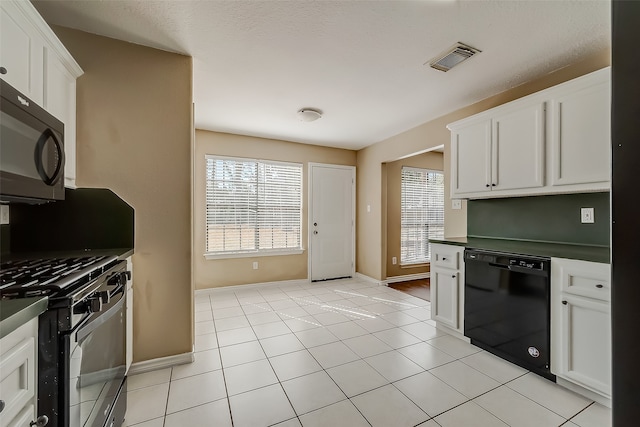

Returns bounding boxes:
[67,287,127,427]
[0,78,65,203]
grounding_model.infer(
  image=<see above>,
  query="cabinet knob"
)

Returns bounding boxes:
[442,257,447,261]
[313,231,318,235]
[596,284,604,288]
[451,274,456,278]
[562,300,568,305]
[0,67,6,75]
[0,399,5,413]
[30,415,49,427]
[491,183,496,187]
[485,184,490,188]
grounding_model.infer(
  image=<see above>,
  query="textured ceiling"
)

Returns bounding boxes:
[32,0,611,150]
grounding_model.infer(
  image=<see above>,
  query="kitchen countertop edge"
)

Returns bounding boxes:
[430,237,610,263]
[0,297,48,339]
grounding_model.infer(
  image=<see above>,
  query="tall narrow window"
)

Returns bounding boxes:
[401,167,444,264]
[205,156,302,257]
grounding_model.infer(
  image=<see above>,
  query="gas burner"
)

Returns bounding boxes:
[0,255,119,298]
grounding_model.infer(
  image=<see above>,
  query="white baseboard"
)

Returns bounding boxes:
[435,322,470,343]
[556,377,611,408]
[195,279,309,296]
[354,272,384,285]
[384,272,430,285]
[128,352,194,376]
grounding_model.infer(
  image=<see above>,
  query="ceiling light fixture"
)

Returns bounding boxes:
[428,42,481,72]
[297,108,323,122]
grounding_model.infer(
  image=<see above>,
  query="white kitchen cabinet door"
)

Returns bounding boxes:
[492,102,545,191]
[0,1,45,105]
[45,49,78,188]
[431,266,459,330]
[0,319,38,427]
[550,77,610,187]
[557,294,611,397]
[451,118,492,196]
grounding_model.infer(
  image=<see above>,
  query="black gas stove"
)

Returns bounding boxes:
[0,255,119,299]
[1,255,130,427]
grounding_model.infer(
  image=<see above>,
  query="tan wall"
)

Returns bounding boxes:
[195,130,356,289]
[54,27,193,363]
[356,49,610,281]
[385,152,444,278]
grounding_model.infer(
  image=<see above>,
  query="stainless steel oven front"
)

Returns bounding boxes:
[38,261,129,427]
[66,282,127,427]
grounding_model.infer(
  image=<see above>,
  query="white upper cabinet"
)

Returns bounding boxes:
[451,100,545,198]
[45,49,79,187]
[549,75,611,188]
[0,0,83,188]
[0,1,45,105]
[451,118,492,195]
[449,67,610,199]
[492,102,545,191]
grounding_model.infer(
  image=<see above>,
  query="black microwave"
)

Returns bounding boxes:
[1,78,65,203]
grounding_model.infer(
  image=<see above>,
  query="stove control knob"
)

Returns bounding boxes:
[99,290,110,304]
[87,296,102,313]
[30,415,49,426]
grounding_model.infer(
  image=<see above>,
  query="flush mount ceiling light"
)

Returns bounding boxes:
[297,108,323,122]
[428,42,481,72]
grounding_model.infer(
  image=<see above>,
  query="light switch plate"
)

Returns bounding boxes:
[581,207,594,224]
[452,199,462,210]
[0,205,9,225]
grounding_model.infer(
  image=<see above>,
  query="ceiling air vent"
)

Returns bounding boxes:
[428,42,481,72]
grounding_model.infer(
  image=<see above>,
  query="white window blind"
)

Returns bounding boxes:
[205,156,302,256]
[401,167,444,264]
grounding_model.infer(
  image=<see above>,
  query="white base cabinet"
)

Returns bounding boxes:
[0,0,83,189]
[0,319,37,427]
[551,257,611,399]
[430,243,465,334]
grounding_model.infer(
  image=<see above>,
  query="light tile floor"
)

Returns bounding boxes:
[124,278,612,427]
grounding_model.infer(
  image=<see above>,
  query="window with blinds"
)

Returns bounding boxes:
[401,167,444,264]
[205,156,302,256]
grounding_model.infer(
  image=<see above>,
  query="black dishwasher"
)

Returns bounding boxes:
[464,249,555,381]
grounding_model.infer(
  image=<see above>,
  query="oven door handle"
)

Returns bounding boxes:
[76,291,125,342]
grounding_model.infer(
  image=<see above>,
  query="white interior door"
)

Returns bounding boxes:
[310,164,355,281]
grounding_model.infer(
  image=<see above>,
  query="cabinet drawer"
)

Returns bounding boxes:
[552,258,610,301]
[431,244,463,270]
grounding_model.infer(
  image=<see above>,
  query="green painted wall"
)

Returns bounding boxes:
[467,192,610,246]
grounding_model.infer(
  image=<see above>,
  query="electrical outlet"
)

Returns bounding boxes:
[581,207,595,224]
[392,256,397,265]
[252,261,258,270]
[451,199,462,210]
[0,205,9,225]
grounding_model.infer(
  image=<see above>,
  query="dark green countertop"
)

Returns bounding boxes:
[0,297,48,339]
[430,237,610,263]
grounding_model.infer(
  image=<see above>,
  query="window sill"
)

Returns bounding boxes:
[204,249,305,260]
[400,262,430,268]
